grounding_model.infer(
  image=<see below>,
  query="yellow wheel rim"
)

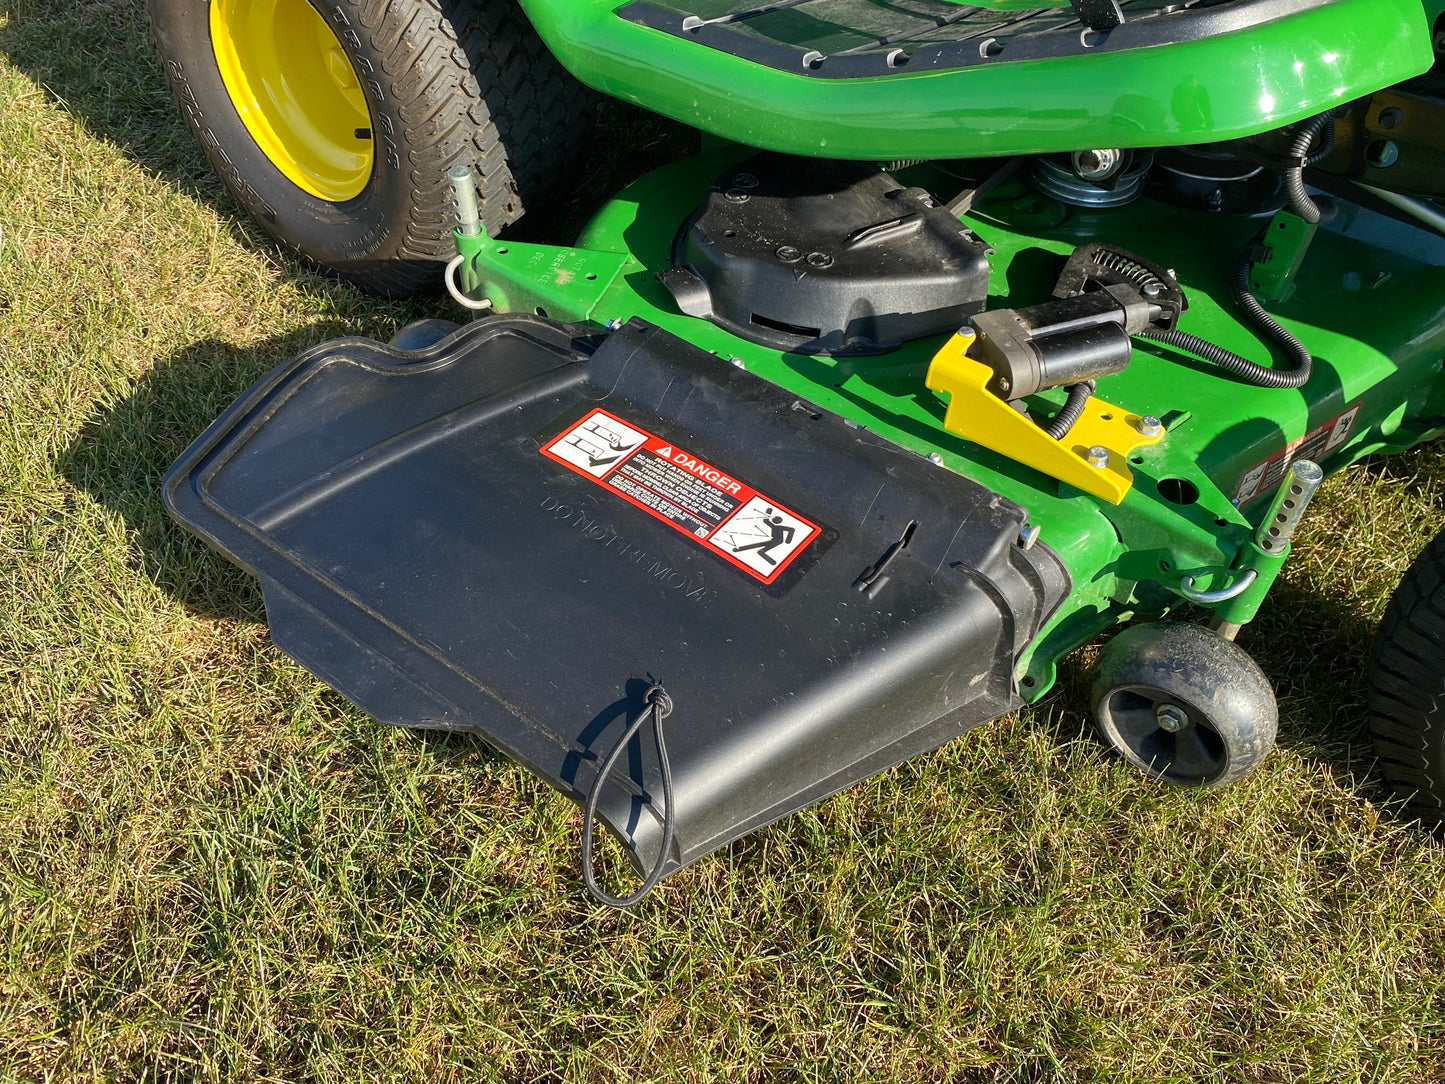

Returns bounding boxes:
[210,0,374,202]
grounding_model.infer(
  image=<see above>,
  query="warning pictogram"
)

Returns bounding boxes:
[540,408,821,584]
[707,497,814,577]
[544,411,647,477]
[1233,403,1359,504]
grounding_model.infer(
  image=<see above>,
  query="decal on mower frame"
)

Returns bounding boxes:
[1233,403,1360,505]
[541,409,819,584]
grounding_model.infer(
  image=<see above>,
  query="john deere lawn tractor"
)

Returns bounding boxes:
[153,0,1445,904]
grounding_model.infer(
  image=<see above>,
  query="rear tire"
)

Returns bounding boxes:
[1367,529,1445,825]
[149,0,592,296]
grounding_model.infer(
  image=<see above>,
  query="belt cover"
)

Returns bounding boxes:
[165,316,1070,881]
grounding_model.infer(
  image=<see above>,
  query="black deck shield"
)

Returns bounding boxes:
[164,316,1070,881]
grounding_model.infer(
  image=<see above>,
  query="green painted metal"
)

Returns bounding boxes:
[452,147,1445,699]
[1214,541,1290,628]
[453,228,630,323]
[517,0,1432,159]
[1249,211,1319,304]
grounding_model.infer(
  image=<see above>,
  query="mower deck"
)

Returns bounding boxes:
[454,149,1445,691]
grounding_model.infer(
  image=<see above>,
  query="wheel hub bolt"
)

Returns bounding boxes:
[1086,445,1110,468]
[1155,704,1190,732]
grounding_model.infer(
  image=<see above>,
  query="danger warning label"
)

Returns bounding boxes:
[1233,403,1360,505]
[541,409,819,583]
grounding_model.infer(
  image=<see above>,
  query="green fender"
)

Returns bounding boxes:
[517,0,1434,159]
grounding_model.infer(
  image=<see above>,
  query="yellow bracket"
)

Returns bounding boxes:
[925,330,1163,505]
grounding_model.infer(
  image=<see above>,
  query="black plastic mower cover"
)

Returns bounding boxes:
[164,316,1070,889]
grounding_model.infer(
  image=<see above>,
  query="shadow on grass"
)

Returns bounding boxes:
[58,324,357,622]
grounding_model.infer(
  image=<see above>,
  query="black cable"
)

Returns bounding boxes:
[1134,234,1312,388]
[1044,380,1094,439]
[580,683,676,908]
[1282,111,1336,224]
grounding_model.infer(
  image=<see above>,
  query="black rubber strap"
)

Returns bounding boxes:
[580,684,676,908]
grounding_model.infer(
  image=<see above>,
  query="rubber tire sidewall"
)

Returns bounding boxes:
[1367,528,1445,825]
[1090,621,1279,788]
[150,0,431,289]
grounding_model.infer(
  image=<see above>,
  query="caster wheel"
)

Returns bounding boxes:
[1090,621,1278,787]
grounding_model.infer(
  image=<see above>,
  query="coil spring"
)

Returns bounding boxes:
[1089,248,1169,295]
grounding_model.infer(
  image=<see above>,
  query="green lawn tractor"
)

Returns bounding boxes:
[153,0,1445,905]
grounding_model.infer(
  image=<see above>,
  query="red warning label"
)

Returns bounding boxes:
[541,408,819,584]
[1233,403,1360,505]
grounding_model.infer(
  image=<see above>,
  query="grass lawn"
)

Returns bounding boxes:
[3,1,1445,1080]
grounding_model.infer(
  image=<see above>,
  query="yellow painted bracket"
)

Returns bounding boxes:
[925,330,1163,504]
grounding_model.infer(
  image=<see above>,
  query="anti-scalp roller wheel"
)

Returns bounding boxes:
[1090,621,1278,787]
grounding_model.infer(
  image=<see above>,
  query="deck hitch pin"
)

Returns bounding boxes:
[1255,459,1323,554]
[446,166,482,238]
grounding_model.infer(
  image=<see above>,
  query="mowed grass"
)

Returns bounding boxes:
[3,1,1445,1080]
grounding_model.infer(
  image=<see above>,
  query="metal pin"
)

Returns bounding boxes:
[447,166,482,237]
[1254,459,1323,553]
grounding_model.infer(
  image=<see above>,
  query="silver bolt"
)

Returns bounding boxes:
[605,319,625,331]
[927,452,944,466]
[1142,281,1163,299]
[1137,415,1163,438]
[1155,704,1190,733]
[729,356,746,369]
[1072,148,1121,180]
[1086,445,1110,468]
[1018,524,1041,550]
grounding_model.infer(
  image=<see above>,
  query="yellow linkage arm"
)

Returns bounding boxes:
[925,330,1163,505]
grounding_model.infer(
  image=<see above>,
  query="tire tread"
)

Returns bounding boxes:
[1367,529,1445,825]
